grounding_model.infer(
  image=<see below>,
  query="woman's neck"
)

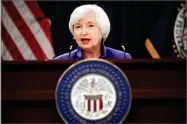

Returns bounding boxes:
[83,47,101,59]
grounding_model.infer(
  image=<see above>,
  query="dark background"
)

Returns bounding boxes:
[38,1,182,58]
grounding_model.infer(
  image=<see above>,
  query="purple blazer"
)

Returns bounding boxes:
[54,44,132,60]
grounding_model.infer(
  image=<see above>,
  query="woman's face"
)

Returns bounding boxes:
[73,13,102,51]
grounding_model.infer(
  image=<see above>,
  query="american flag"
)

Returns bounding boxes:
[1,0,55,60]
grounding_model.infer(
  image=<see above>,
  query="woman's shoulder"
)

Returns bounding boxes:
[53,49,78,60]
[105,47,132,59]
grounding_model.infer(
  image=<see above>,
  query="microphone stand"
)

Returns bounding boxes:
[69,41,74,59]
[120,43,126,58]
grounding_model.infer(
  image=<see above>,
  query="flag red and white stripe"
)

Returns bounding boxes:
[1,0,55,60]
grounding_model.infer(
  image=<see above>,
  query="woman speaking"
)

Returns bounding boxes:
[54,4,132,60]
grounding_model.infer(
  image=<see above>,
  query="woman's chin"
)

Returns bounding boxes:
[81,46,94,51]
[80,44,92,49]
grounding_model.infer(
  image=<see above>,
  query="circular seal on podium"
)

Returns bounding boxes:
[55,59,132,123]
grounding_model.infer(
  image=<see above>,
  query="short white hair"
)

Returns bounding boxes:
[69,4,110,41]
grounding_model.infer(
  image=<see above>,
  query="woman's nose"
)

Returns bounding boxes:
[81,27,88,35]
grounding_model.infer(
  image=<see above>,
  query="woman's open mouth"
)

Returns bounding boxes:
[81,38,91,44]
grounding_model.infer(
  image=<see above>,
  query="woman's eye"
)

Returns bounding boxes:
[75,26,81,29]
[88,25,94,27]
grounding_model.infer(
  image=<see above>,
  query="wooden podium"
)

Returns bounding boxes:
[2,59,186,123]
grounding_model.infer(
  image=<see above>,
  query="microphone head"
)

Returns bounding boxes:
[120,42,124,46]
[70,41,74,46]
[120,42,126,52]
[70,40,77,46]
[69,45,73,50]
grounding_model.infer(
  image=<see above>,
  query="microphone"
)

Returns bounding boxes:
[120,43,126,58]
[69,41,74,59]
